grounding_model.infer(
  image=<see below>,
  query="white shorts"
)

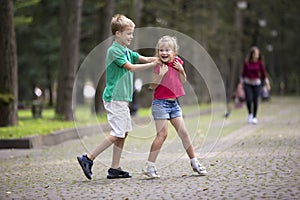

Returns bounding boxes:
[103,100,132,138]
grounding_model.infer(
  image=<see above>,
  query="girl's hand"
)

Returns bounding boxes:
[159,64,168,76]
[173,60,184,72]
[266,83,271,91]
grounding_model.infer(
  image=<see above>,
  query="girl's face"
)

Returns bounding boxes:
[252,48,260,61]
[115,27,134,46]
[158,42,176,63]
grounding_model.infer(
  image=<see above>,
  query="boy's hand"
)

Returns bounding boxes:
[153,57,161,64]
[173,60,184,72]
[159,64,168,76]
[150,57,161,67]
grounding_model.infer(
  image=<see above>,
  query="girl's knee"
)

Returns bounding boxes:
[178,131,189,140]
[157,131,168,140]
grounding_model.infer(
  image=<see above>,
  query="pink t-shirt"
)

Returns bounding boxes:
[242,60,266,80]
[153,57,185,99]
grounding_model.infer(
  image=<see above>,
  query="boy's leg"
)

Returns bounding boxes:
[88,135,118,160]
[106,134,131,179]
[111,133,127,169]
[107,133,132,179]
[77,135,118,180]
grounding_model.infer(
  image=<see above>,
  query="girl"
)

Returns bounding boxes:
[143,36,207,178]
[241,46,270,124]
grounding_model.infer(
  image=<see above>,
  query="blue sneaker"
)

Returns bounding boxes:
[107,167,131,179]
[77,154,93,180]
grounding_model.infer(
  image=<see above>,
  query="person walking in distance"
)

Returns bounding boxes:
[241,46,271,124]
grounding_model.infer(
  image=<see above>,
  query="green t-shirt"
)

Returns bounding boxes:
[102,41,140,102]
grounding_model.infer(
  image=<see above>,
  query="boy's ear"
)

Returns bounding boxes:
[115,31,121,37]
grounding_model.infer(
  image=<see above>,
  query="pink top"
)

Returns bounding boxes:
[153,57,185,99]
[242,60,266,80]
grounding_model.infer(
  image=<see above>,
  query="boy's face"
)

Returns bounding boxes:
[158,43,176,63]
[115,26,134,46]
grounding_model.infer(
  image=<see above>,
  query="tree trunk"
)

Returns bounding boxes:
[0,0,18,127]
[55,0,83,121]
[94,0,115,114]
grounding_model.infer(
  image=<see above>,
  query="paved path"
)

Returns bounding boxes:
[0,97,299,199]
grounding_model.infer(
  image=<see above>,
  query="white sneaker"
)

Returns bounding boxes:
[247,114,253,123]
[142,164,160,178]
[252,117,258,124]
[191,160,207,176]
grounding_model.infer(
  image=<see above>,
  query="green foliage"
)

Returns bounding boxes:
[14,0,40,10]
[14,15,33,27]
[15,0,60,102]
[14,0,300,105]
[0,93,14,104]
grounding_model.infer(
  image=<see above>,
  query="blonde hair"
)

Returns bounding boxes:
[111,14,135,35]
[155,35,179,57]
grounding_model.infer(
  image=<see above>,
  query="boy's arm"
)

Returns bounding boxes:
[123,61,157,72]
[138,55,157,63]
[149,64,168,90]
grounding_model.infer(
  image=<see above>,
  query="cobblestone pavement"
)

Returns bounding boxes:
[0,97,299,199]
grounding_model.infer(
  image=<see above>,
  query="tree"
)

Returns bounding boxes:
[0,0,18,127]
[93,0,115,114]
[55,0,83,120]
[15,0,60,106]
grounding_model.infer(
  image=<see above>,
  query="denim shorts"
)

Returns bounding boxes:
[152,99,182,120]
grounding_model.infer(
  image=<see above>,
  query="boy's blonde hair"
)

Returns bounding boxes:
[155,35,179,56]
[111,14,135,35]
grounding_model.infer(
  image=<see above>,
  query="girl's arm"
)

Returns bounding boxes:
[259,61,271,91]
[149,64,168,90]
[173,59,187,83]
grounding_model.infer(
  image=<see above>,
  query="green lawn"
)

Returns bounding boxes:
[2,96,297,139]
[0,106,107,139]
[0,103,214,139]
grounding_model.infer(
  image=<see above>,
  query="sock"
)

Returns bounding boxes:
[190,157,198,166]
[85,154,93,162]
[146,161,156,167]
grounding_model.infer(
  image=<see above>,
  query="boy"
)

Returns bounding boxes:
[77,14,157,180]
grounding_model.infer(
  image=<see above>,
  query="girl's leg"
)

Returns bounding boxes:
[170,116,195,159]
[244,84,253,114]
[170,116,207,175]
[252,85,260,118]
[147,119,168,162]
[111,133,127,169]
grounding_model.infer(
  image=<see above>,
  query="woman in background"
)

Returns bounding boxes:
[241,46,271,124]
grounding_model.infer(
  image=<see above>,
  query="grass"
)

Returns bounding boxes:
[0,103,215,139]
[2,96,298,139]
[0,106,107,139]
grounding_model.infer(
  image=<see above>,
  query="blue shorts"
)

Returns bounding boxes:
[152,99,182,120]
